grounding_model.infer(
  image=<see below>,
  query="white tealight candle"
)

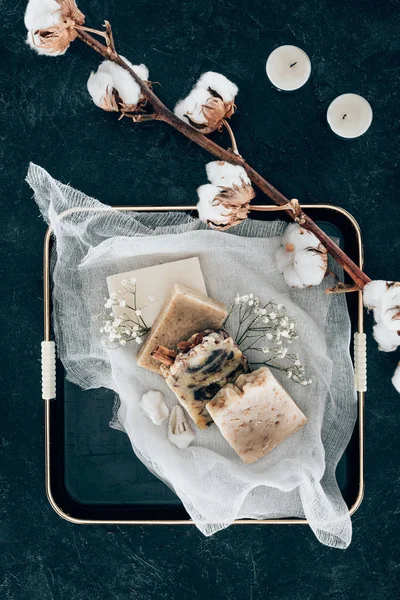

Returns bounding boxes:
[327,93,373,139]
[266,45,311,92]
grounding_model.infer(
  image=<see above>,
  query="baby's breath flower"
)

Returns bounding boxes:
[223,292,312,387]
[99,280,150,349]
[148,295,156,302]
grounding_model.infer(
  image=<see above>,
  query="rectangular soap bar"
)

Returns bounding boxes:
[164,331,249,429]
[136,285,228,374]
[207,367,307,463]
[107,257,207,327]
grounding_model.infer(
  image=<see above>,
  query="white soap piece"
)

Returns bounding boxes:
[140,390,169,425]
[107,257,207,326]
[207,367,307,464]
[168,405,195,449]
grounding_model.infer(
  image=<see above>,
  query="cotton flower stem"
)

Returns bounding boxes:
[103,20,116,54]
[121,112,161,122]
[326,283,361,294]
[73,28,371,291]
[222,119,240,156]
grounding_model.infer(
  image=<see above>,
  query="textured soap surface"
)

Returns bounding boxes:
[107,257,207,326]
[136,285,228,374]
[164,331,249,429]
[207,367,307,463]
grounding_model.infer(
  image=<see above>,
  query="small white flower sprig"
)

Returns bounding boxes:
[98,278,151,348]
[224,293,312,386]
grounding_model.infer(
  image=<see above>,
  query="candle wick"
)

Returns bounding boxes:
[342,113,348,120]
[289,61,297,68]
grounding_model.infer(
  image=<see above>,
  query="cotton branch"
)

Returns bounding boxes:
[38,22,367,291]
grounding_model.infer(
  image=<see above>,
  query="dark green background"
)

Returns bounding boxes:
[2,0,400,598]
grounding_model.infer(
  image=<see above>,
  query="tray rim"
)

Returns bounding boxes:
[43,203,365,525]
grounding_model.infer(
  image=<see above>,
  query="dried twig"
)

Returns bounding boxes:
[70,27,370,291]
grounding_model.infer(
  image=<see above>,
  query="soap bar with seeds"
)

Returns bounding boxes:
[136,284,228,374]
[207,367,307,463]
[163,331,249,429]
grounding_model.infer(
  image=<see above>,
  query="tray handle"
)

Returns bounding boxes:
[354,332,367,392]
[41,341,56,400]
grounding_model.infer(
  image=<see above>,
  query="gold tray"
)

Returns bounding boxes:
[43,204,365,525]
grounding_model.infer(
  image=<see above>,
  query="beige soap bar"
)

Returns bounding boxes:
[107,257,207,327]
[136,285,228,374]
[164,331,249,429]
[207,367,307,464]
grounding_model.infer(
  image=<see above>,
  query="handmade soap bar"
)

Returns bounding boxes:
[136,285,228,374]
[161,331,249,429]
[107,257,207,327]
[207,367,307,463]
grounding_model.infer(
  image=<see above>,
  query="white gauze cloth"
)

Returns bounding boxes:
[27,163,357,548]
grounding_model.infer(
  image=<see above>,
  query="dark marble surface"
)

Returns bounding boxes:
[1,0,400,598]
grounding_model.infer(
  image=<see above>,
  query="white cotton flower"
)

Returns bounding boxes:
[130,278,137,284]
[87,58,149,112]
[196,161,255,230]
[148,295,156,302]
[363,280,387,309]
[392,364,400,393]
[174,87,213,128]
[206,161,250,188]
[135,309,142,316]
[196,71,238,102]
[275,223,328,289]
[174,71,238,134]
[364,281,400,332]
[121,279,128,286]
[120,300,127,307]
[197,184,230,225]
[372,323,400,352]
[25,0,84,56]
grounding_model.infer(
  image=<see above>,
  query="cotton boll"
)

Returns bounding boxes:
[140,390,169,425]
[196,71,238,102]
[363,280,388,309]
[87,70,116,111]
[282,265,306,288]
[174,72,237,133]
[174,87,211,127]
[24,0,84,56]
[275,246,293,271]
[25,0,64,56]
[25,0,61,31]
[196,184,230,225]
[276,223,327,288]
[282,223,320,252]
[206,161,250,187]
[377,284,400,331]
[293,249,327,287]
[99,59,141,107]
[372,323,400,352]
[392,364,400,393]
